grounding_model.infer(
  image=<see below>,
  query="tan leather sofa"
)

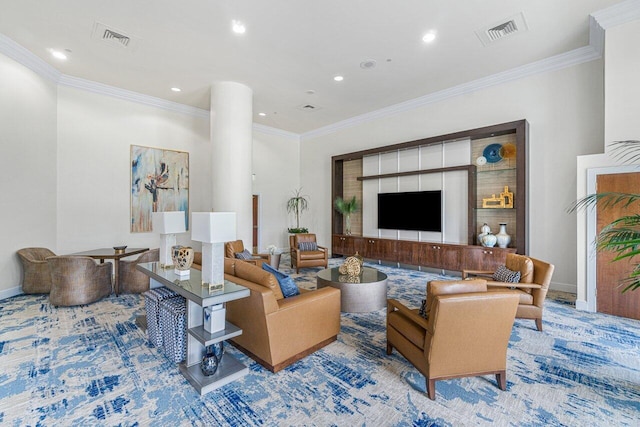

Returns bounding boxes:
[289,233,328,273]
[193,255,341,372]
[462,253,555,331]
[387,279,519,400]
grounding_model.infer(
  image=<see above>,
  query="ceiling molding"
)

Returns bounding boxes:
[58,74,210,119]
[301,44,601,140]
[253,123,300,140]
[591,0,640,29]
[0,33,61,82]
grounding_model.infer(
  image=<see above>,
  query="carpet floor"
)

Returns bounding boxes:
[0,258,638,426]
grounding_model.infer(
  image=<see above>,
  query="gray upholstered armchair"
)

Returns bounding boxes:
[118,248,159,293]
[48,256,112,306]
[17,247,57,294]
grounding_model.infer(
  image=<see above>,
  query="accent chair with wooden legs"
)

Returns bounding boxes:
[386,279,519,400]
[462,253,555,331]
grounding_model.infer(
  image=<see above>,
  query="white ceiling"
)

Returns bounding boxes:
[0,0,625,134]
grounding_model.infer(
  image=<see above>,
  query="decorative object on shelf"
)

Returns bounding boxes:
[192,212,237,292]
[200,342,225,376]
[478,223,491,244]
[287,188,310,234]
[500,143,516,159]
[152,211,187,268]
[171,246,194,277]
[334,195,359,235]
[339,255,362,276]
[496,223,511,248]
[481,233,497,248]
[130,145,189,233]
[113,245,127,254]
[203,304,225,333]
[482,186,514,208]
[483,143,503,163]
[476,156,487,166]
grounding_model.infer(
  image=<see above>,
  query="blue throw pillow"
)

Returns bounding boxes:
[298,241,318,251]
[235,249,253,260]
[262,262,300,298]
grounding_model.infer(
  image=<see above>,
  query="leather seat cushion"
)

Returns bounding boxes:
[299,250,325,260]
[487,287,533,305]
[388,309,425,349]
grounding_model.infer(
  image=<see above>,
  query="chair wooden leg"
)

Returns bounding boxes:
[386,342,393,355]
[496,371,507,391]
[426,378,436,400]
[535,318,543,332]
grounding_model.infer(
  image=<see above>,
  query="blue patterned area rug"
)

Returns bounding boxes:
[1,259,639,426]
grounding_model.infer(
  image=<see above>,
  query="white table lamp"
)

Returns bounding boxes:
[152,211,187,268]
[192,212,236,291]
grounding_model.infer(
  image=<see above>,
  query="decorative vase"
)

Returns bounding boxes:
[200,342,225,376]
[478,223,491,244]
[496,223,511,248]
[481,233,497,248]
[172,246,194,271]
[345,214,352,235]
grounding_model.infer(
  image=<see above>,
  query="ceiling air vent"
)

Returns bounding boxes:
[297,104,321,111]
[475,12,528,46]
[91,22,139,52]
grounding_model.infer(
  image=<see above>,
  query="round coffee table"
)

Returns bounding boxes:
[316,266,388,313]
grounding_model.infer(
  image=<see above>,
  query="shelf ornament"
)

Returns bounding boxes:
[482,186,514,208]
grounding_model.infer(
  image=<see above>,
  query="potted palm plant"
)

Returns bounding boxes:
[287,188,309,234]
[334,195,359,235]
[570,140,640,292]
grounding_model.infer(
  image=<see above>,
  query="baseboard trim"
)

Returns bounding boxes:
[549,281,576,294]
[0,286,23,301]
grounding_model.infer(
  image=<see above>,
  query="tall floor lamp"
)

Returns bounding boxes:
[191,212,236,291]
[152,211,187,268]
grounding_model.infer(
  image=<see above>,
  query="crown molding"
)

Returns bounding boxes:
[591,0,640,29]
[58,75,210,119]
[0,33,61,82]
[253,123,300,140]
[301,44,601,140]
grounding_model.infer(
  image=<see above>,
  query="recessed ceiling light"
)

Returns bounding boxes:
[50,49,67,60]
[258,112,266,117]
[333,75,344,82]
[232,20,246,34]
[171,87,181,92]
[422,31,437,43]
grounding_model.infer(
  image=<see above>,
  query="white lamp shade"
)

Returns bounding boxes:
[152,211,186,234]
[191,212,236,243]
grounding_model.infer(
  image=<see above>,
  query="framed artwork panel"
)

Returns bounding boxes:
[130,145,189,232]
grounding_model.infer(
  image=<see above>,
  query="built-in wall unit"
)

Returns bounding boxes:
[332,120,528,273]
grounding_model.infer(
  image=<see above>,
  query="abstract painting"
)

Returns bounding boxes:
[130,145,189,232]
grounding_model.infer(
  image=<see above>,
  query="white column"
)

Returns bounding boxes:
[210,82,253,246]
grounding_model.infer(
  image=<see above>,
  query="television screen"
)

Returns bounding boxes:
[377,191,442,232]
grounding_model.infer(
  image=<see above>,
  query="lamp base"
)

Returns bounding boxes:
[174,269,190,277]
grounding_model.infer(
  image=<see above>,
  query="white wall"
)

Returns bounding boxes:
[56,86,212,254]
[576,18,640,310]
[0,53,57,298]
[252,129,300,253]
[301,59,606,292]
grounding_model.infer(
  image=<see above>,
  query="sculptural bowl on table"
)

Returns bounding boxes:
[171,246,194,276]
[339,255,362,276]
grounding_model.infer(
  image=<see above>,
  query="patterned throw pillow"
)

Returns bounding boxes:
[493,265,521,283]
[418,299,428,318]
[235,249,253,260]
[298,241,318,251]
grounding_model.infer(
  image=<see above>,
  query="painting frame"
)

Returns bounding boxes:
[130,145,189,233]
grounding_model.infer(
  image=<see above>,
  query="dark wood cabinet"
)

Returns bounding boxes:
[332,234,512,273]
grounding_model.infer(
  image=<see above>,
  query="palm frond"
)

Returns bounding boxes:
[568,192,640,213]
[334,196,359,215]
[608,140,640,164]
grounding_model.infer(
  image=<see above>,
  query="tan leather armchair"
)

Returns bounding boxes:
[118,248,159,293]
[462,253,555,331]
[17,247,56,294]
[289,233,328,273]
[225,239,271,267]
[224,258,341,372]
[387,279,519,400]
[48,256,112,306]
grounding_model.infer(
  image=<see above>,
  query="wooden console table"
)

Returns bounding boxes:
[136,262,250,395]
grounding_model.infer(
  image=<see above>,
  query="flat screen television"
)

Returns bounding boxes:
[377,190,442,232]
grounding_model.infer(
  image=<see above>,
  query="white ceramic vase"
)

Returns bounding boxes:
[478,223,491,244]
[496,223,511,248]
[481,233,497,248]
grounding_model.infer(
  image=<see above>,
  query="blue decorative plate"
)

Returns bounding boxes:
[483,143,503,163]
